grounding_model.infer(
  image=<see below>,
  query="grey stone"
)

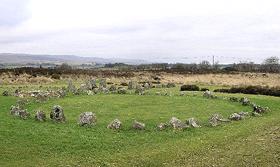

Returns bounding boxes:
[203,90,217,99]
[135,85,145,95]
[209,114,230,126]
[117,87,127,94]
[99,78,107,88]
[169,117,188,129]
[240,97,250,106]
[109,85,117,92]
[228,113,243,121]
[50,105,66,122]
[67,80,76,93]
[132,120,145,130]
[107,119,122,130]
[253,104,270,114]
[10,105,21,116]
[35,111,46,121]
[78,112,96,126]
[18,109,30,119]
[157,122,168,130]
[187,118,201,128]
[128,81,134,90]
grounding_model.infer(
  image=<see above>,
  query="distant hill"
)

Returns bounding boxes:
[0,53,148,65]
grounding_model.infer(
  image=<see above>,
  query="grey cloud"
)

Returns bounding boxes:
[0,0,30,26]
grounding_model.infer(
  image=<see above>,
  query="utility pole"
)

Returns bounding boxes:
[212,55,215,66]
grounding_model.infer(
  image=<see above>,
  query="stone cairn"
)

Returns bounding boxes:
[78,112,96,126]
[50,105,66,122]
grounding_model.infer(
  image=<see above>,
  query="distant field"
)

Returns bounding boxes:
[0,85,279,166]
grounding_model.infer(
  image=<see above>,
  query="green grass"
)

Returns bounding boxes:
[0,86,279,167]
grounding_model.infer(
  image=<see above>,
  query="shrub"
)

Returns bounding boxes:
[214,86,280,97]
[200,88,209,91]
[180,85,200,91]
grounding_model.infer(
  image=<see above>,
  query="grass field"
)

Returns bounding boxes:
[0,86,279,166]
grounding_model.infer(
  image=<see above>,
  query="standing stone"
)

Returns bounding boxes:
[186,118,201,128]
[135,85,145,95]
[143,83,150,89]
[169,117,188,129]
[50,105,66,122]
[209,113,230,127]
[99,78,107,89]
[128,81,134,90]
[87,79,97,90]
[132,120,145,130]
[107,119,122,130]
[67,80,76,93]
[78,112,96,126]
[35,110,46,121]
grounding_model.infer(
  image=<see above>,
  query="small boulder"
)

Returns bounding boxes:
[135,85,145,95]
[35,110,46,121]
[240,97,250,106]
[203,90,217,99]
[186,118,201,128]
[229,97,239,102]
[157,123,168,130]
[18,109,30,119]
[209,114,230,127]
[117,87,127,94]
[10,105,20,116]
[107,119,122,130]
[78,112,96,126]
[132,120,145,130]
[50,105,66,122]
[228,113,242,121]
[253,104,270,114]
[169,117,188,129]
[128,81,134,90]
[109,85,117,92]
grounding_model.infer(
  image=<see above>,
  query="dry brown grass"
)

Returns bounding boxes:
[1,72,280,87]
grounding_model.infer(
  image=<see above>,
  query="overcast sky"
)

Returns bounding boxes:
[0,0,280,63]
